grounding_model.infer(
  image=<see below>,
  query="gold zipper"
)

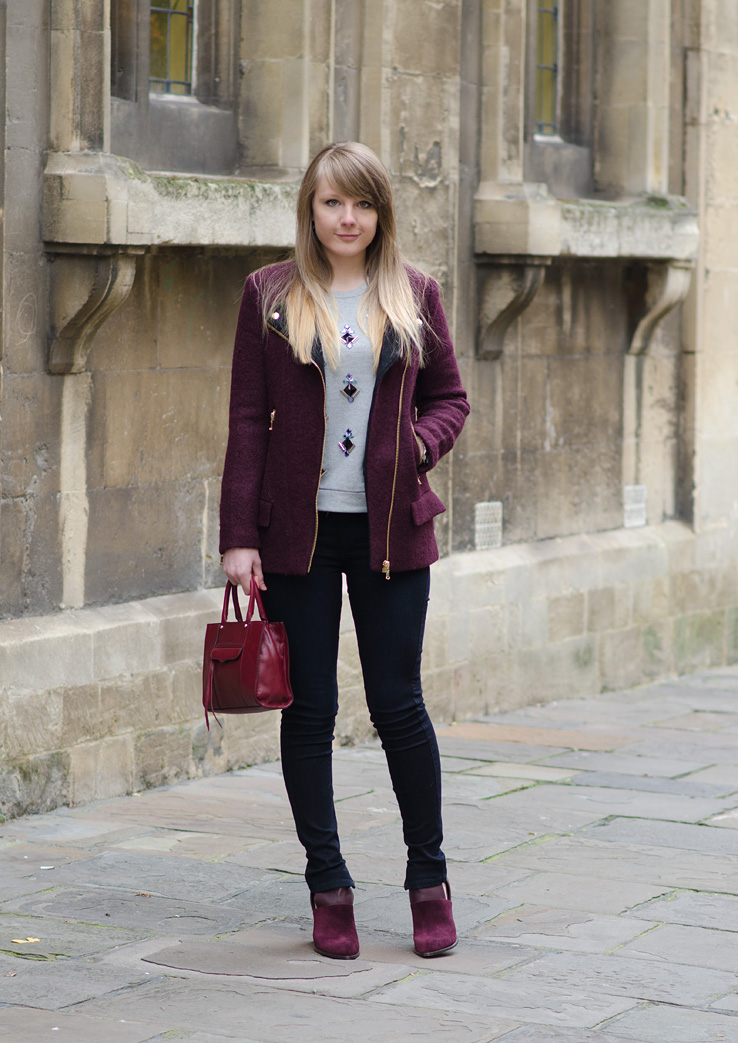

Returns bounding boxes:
[269,409,276,430]
[307,358,327,572]
[382,355,410,580]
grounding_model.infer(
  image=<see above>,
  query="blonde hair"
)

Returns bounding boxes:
[261,142,425,369]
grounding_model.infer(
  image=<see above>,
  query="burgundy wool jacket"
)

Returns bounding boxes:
[219,263,470,576]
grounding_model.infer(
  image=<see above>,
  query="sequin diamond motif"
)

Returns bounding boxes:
[340,325,357,347]
[341,374,359,402]
[338,429,355,457]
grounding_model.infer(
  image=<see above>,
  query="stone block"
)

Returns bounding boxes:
[0,613,94,694]
[155,250,243,370]
[133,725,193,791]
[146,588,222,665]
[696,434,738,528]
[100,669,173,735]
[632,576,670,624]
[641,620,674,680]
[515,636,599,705]
[221,712,280,769]
[704,203,738,268]
[84,482,204,604]
[191,718,228,776]
[171,661,202,725]
[57,683,103,749]
[68,734,134,805]
[548,592,585,642]
[599,627,644,691]
[103,369,229,488]
[727,606,738,662]
[469,604,507,656]
[0,499,25,618]
[90,602,163,680]
[547,356,623,448]
[536,444,622,540]
[238,61,286,168]
[674,611,726,674]
[519,597,548,648]
[392,0,461,78]
[0,751,71,819]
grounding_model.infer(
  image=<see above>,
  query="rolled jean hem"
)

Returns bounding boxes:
[307,872,356,893]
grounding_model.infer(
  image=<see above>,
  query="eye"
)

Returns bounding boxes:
[325,198,340,207]
[357,200,374,209]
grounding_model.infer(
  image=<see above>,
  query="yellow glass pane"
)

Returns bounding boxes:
[535,6,558,134]
[150,10,168,81]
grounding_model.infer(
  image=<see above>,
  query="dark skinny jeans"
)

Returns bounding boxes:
[262,511,447,894]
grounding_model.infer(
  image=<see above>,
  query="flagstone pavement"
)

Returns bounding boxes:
[2,666,738,1042]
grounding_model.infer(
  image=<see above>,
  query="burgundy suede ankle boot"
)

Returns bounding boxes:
[409,881,457,957]
[310,887,360,959]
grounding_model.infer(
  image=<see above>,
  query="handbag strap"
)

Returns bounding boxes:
[246,576,269,623]
[222,581,244,623]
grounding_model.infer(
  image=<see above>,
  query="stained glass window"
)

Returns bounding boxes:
[535,5,559,135]
[150,1,195,95]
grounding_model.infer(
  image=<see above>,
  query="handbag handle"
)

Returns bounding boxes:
[221,578,269,624]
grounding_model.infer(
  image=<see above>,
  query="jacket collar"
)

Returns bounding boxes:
[267,307,405,379]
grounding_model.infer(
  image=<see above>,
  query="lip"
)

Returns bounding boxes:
[337,233,360,240]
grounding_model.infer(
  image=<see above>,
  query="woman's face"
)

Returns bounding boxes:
[311,176,379,270]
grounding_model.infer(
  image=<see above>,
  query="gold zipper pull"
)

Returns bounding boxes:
[382,560,391,580]
[269,409,276,430]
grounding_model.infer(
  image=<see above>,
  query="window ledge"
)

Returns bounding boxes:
[474,181,699,262]
[43,151,298,249]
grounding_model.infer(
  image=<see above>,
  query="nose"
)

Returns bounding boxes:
[341,206,358,226]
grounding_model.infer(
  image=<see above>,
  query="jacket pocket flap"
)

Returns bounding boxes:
[210,646,242,663]
[411,490,446,526]
[258,500,272,527]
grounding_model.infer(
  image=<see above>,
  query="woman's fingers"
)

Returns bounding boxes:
[221,548,267,591]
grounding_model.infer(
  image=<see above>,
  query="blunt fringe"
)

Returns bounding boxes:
[260,142,426,369]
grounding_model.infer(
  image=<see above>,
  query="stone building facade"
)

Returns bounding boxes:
[1,0,736,816]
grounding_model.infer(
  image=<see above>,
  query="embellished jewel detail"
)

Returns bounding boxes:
[338,429,355,456]
[340,325,357,347]
[341,374,359,402]
[272,311,280,320]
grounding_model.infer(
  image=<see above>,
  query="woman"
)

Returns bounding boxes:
[220,142,469,960]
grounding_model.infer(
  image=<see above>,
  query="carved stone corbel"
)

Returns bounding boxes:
[477,259,550,361]
[47,246,145,375]
[627,260,694,356]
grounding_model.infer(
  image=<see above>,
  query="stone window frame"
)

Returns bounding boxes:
[109,0,238,174]
[524,0,595,198]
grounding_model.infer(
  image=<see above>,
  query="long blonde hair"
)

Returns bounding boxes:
[261,142,425,369]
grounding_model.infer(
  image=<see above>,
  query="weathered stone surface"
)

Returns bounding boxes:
[494,870,668,914]
[475,905,651,953]
[599,1006,738,1042]
[0,951,153,1012]
[372,970,635,1028]
[0,1008,164,1043]
[619,922,738,971]
[627,890,738,931]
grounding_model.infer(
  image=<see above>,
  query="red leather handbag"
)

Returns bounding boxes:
[202,579,293,729]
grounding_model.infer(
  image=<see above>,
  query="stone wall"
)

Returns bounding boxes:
[1,0,737,818]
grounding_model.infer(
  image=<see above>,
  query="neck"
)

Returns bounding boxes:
[329,257,367,293]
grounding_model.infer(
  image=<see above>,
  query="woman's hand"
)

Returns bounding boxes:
[221,548,267,591]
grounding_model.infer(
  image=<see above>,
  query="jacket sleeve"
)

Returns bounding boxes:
[219,275,269,554]
[412,278,470,471]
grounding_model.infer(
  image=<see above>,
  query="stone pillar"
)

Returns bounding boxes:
[681,0,738,531]
[477,0,527,190]
[595,0,672,196]
[50,0,111,153]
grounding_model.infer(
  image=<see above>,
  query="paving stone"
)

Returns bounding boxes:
[0,1007,164,1043]
[495,1028,640,1043]
[0,911,149,958]
[108,829,266,860]
[371,970,635,1028]
[619,921,738,971]
[620,738,738,765]
[493,870,668,914]
[76,976,517,1041]
[538,750,711,777]
[627,890,738,931]
[567,771,737,798]
[442,773,535,798]
[651,710,738,731]
[709,807,738,829]
[472,905,652,953]
[437,737,569,762]
[440,756,491,772]
[489,783,729,824]
[448,796,604,841]
[498,835,738,892]
[13,887,249,936]
[437,722,636,752]
[45,850,271,901]
[601,1005,738,1042]
[683,764,738,788]
[501,949,738,1006]
[0,951,155,1011]
[580,817,738,855]
[464,763,582,781]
